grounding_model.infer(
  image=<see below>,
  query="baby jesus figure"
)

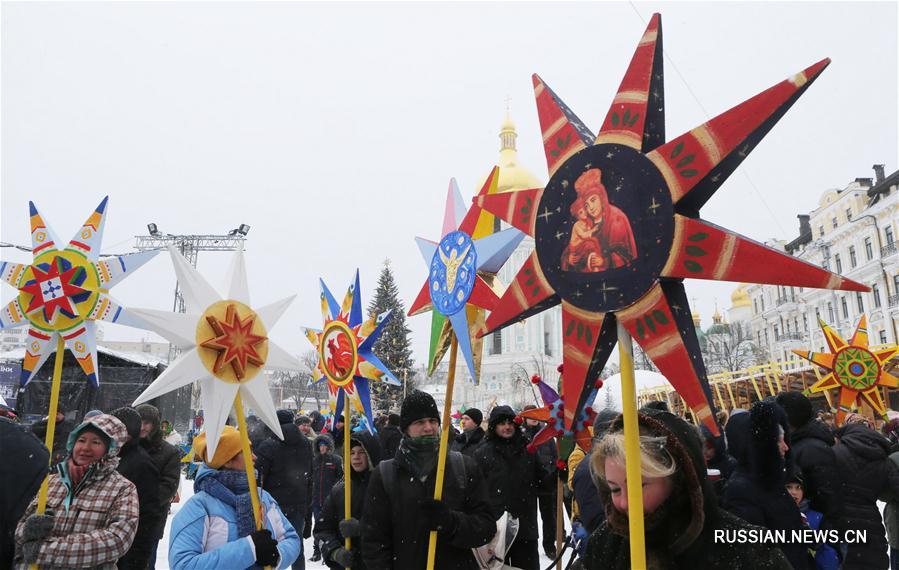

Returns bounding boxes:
[561,198,607,272]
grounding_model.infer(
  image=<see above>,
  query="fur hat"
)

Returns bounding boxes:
[295,415,312,426]
[387,413,401,427]
[111,407,142,442]
[488,405,517,430]
[193,425,244,469]
[775,391,813,429]
[462,408,483,426]
[135,403,161,428]
[400,390,440,432]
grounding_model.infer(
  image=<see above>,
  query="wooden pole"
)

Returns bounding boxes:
[233,393,270,570]
[426,337,458,570]
[30,335,66,570]
[343,389,352,567]
[617,323,646,569]
[555,439,563,570]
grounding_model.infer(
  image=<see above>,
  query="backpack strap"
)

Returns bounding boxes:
[378,458,397,500]
[448,451,467,492]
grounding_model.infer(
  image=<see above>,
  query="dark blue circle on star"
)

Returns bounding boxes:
[849,362,864,376]
[535,143,674,312]
[429,230,478,316]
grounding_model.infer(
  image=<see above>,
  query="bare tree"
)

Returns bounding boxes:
[703,321,764,373]
[272,350,327,411]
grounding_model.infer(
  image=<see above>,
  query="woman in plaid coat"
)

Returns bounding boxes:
[14,414,139,569]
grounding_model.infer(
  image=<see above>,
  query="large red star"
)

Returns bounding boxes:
[200,303,267,381]
[20,256,88,323]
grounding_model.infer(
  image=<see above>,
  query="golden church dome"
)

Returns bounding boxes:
[730,284,751,308]
[493,109,543,192]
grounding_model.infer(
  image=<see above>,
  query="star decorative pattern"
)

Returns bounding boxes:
[794,316,899,425]
[474,14,867,433]
[520,371,601,459]
[131,247,300,458]
[304,271,399,430]
[408,168,524,382]
[1,197,158,386]
[200,303,268,380]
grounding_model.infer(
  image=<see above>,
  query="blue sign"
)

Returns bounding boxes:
[429,231,477,316]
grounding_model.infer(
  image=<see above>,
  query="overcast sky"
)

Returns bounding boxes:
[2,1,897,370]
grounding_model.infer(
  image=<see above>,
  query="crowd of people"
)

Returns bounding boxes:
[4,388,899,569]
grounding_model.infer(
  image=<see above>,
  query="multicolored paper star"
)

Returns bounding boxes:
[304,271,399,430]
[520,372,601,459]
[794,316,899,424]
[475,14,866,434]
[1,197,157,386]
[132,247,300,458]
[408,168,524,382]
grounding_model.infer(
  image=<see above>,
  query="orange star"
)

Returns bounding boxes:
[201,303,267,380]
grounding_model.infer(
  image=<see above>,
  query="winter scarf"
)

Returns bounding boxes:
[196,469,257,537]
[397,435,440,481]
[66,459,91,489]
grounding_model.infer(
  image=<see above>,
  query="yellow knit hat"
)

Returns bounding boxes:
[193,426,245,469]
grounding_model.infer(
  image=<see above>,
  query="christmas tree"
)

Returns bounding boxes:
[367,259,416,412]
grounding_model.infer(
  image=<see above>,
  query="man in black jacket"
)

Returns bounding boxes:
[362,390,494,569]
[257,409,314,570]
[522,404,558,559]
[136,403,182,569]
[111,406,162,570]
[474,405,548,570]
[451,408,484,457]
[378,413,402,460]
[775,391,845,533]
[0,417,48,570]
[315,431,382,570]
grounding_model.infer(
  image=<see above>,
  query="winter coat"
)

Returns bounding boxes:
[789,419,845,531]
[378,425,402,460]
[722,404,811,570]
[0,418,49,570]
[361,445,495,569]
[585,409,792,570]
[451,426,485,457]
[14,414,139,570]
[30,417,75,466]
[256,421,314,519]
[833,423,899,569]
[115,437,161,570]
[885,450,899,549]
[524,423,557,496]
[140,421,182,539]
[168,465,301,570]
[315,431,382,569]
[313,434,344,511]
[571,456,604,534]
[472,426,547,540]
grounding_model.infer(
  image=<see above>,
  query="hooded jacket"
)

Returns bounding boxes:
[788,418,845,532]
[256,421,314,519]
[313,434,344,511]
[584,409,792,570]
[833,423,899,569]
[14,414,139,570]
[472,405,549,540]
[168,464,301,570]
[315,431,383,569]
[722,402,810,569]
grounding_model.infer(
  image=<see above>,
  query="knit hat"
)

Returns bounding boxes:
[111,407,142,442]
[775,391,813,429]
[387,413,401,427]
[193,426,244,469]
[488,405,517,430]
[83,409,103,421]
[592,408,619,439]
[400,390,440,432]
[276,409,295,425]
[462,408,483,426]
[295,415,311,426]
[135,403,161,428]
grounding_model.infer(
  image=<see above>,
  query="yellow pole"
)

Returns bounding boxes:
[617,323,646,569]
[343,389,352,567]
[233,394,271,570]
[426,337,458,570]
[30,335,66,570]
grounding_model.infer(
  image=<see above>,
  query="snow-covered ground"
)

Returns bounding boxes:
[157,474,566,569]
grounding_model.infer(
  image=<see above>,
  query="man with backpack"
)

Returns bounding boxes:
[361,390,495,569]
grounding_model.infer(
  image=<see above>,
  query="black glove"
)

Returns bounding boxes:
[339,517,361,539]
[22,540,43,564]
[330,546,359,567]
[418,499,457,534]
[22,512,55,541]
[250,529,280,567]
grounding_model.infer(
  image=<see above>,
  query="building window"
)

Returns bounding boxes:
[895,275,899,296]
[760,297,765,311]
[834,254,842,274]
[865,237,874,260]
[841,297,849,319]
[849,246,857,268]
[832,217,838,229]
[819,226,825,237]
[774,324,780,338]
[827,302,834,322]
[856,292,864,313]
[846,208,852,221]
[881,331,889,344]
[758,332,763,346]
[815,307,821,321]
[887,226,895,246]
[491,330,502,355]
[803,315,809,332]
[544,332,552,357]
[764,330,769,344]
[753,299,758,315]
[873,284,881,308]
